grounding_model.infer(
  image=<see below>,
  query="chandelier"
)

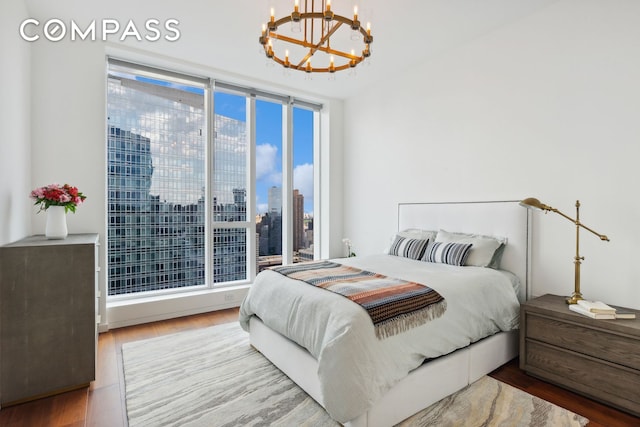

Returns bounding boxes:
[259,0,373,73]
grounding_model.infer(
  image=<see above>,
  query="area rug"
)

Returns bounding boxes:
[122,322,588,427]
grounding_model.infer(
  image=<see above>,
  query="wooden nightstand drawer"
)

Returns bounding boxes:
[525,340,640,415]
[526,313,640,370]
[520,294,640,417]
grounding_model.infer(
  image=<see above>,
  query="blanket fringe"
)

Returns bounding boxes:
[375,300,448,339]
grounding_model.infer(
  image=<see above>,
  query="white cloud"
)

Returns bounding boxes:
[256,143,279,182]
[257,203,269,214]
[293,163,314,202]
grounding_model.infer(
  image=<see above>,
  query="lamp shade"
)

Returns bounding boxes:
[519,197,547,211]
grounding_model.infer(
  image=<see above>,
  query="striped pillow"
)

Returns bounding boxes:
[423,242,473,266]
[388,235,429,260]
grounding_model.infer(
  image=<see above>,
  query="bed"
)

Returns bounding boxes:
[239,201,531,426]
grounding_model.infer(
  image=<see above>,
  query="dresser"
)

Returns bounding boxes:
[520,294,640,416]
[0,234,99,406]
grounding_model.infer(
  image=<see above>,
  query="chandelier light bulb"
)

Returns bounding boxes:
[259,24,268,47]
[268,8,277,30]
[350,4,361,36]
[266,39,274,58]
[324,1,334,21]
[291,0,301,28]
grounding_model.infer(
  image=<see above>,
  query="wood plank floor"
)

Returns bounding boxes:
[1,308,638,426]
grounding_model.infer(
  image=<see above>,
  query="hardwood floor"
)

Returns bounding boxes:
[1,308,638,426]
[490,359,640,427]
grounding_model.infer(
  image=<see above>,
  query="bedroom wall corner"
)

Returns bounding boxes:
[0,0,32,246]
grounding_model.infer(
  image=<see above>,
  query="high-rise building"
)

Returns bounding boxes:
[268,186,282,215]
[107,110,250,295]
[293,189,304,251]
[213,188,247,283]
[212,114,248,283]
[107,126,205,295]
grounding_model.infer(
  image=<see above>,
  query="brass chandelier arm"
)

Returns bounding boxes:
[295,21,343,68]
[271,33,360,60]
[271,57,354,73]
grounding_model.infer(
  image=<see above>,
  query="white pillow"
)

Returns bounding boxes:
[435,229,507,268]
[398,228,437,241]
[384,229,437,254]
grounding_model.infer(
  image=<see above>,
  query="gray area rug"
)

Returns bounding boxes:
[122,322,589,427]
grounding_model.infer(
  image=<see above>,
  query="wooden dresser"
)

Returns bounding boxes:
[0,234,99,406]
[520,294,640,416]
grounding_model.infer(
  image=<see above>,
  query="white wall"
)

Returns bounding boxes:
[30,40,107,237]
[0,0,32,245]
[343,0,640,308]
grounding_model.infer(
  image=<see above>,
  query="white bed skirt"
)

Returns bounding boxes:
[249,316,519,427]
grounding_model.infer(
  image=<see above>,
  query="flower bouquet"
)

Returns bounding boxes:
[30,183,87,213]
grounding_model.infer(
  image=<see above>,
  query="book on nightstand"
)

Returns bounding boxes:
[615,311,637,319]
[576,299,616,314]
[569,303,616,319]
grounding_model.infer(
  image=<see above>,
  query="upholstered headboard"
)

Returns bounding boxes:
[397,201,532,301]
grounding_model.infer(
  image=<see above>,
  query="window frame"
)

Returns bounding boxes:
[106,57,322,301]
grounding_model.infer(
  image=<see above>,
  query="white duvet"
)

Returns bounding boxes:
[238,254,521,423]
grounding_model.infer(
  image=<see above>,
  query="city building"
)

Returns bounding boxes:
[107,126,206,295]
[293,189,304,251]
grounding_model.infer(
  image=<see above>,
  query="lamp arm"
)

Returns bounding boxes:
[548,208,610,241]
[526,198,611,304]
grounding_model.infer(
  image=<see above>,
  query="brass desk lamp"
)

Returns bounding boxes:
[520,198,610,304]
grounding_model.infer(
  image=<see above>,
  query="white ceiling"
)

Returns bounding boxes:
[25,0,558,100]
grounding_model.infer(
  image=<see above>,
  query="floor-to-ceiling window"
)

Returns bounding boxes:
[106,59,320,299]
[106,60,207,296]
[292,106,316,262]
[255,98,284,271]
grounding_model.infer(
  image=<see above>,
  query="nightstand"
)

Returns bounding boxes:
[520,294,640,417]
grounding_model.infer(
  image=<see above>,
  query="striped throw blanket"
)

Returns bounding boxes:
[270,261,447,339]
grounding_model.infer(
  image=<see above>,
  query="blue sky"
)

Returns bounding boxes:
[119,75,314,214]
[216,92,314,214]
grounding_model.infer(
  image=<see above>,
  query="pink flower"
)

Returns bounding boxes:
[30,188,45,198]
[30,183,87,213]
